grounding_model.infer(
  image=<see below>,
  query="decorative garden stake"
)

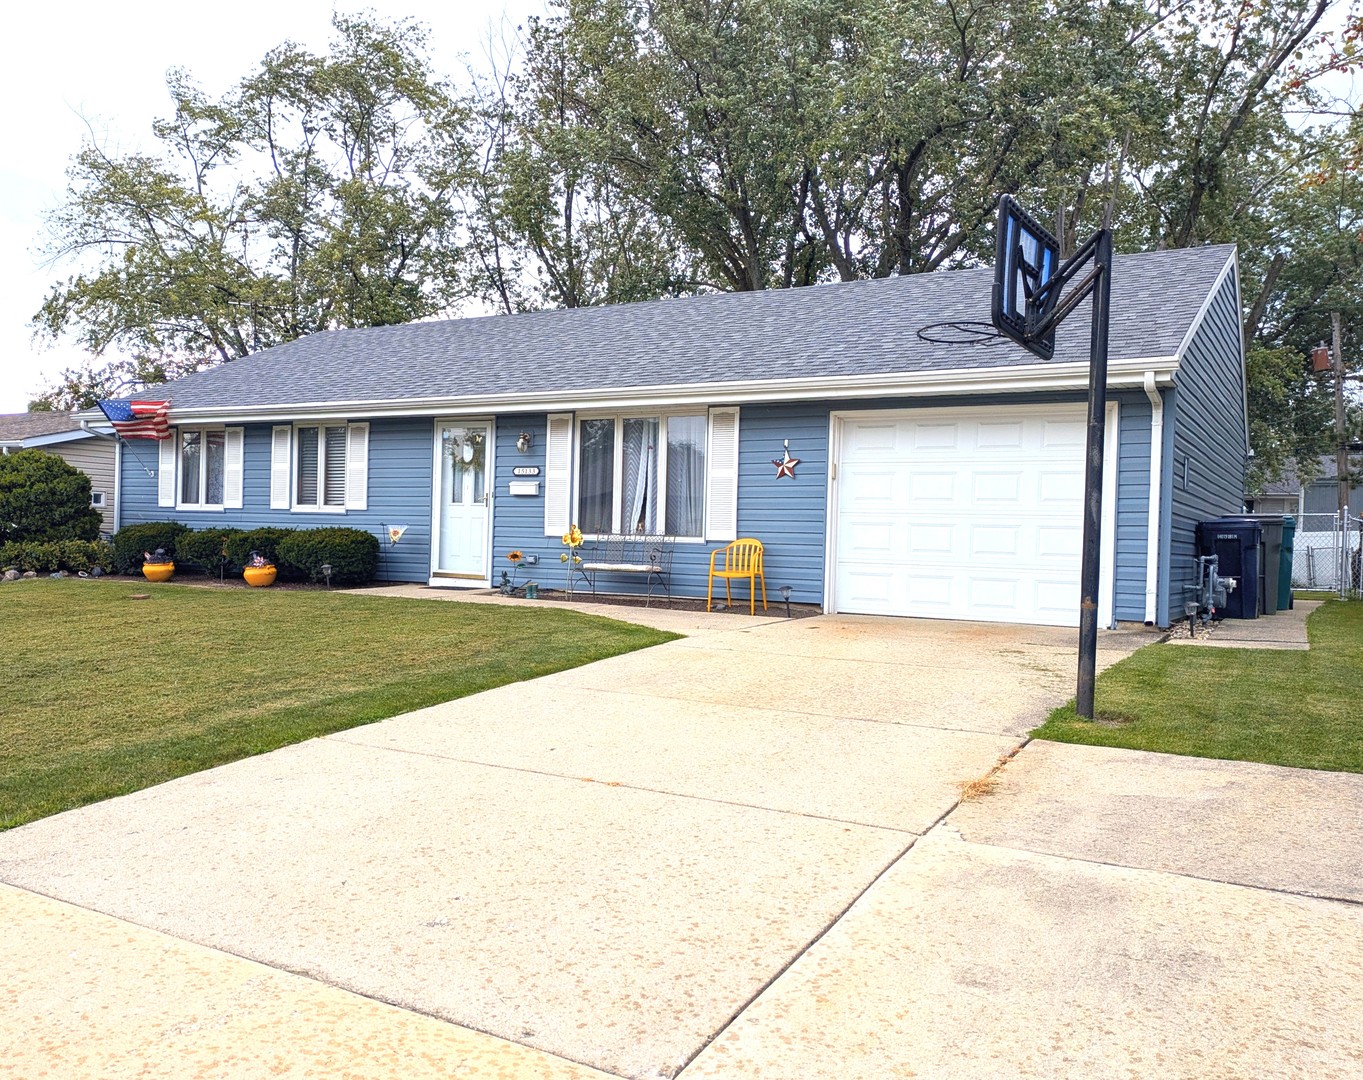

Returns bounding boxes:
[560,525,584,595]
[772,440,800,480]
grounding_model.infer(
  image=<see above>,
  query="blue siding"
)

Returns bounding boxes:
[118,390,1169,617]
[1112,392,1152,623]
[119,417,436,581]
[1164,268,1249,624]
[488,407,830,606]
[490,415,551,585]
[736,404,828,605]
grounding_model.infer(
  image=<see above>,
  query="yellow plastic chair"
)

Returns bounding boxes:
[708,538,767,615]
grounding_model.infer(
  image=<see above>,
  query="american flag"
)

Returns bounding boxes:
[98,399,171,440]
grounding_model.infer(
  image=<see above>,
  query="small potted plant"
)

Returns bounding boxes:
[142,548,175,583]
[243,550,277,588]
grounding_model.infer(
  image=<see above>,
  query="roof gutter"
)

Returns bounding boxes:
[126,355,1181,426]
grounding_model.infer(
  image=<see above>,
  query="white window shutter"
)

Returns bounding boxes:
[270,426,292,509]
[345,423,369,510]
[705,407,740,542]
[544,413,573,536]
[157,434,176,508]
[223,428,244,509]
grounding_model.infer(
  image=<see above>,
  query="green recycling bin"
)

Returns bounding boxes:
[1279,515,1295,611]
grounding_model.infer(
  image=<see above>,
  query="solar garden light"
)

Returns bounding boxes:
[321,563,333,589]
[1185,600,1199,635]
[779,584,792,618]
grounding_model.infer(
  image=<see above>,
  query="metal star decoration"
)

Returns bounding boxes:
[772,439,800,480]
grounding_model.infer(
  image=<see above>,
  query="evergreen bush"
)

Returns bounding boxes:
[0,449,102,543]
[276,527,379,585]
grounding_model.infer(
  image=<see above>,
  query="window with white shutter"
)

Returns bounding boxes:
[704,407,740,541]
[544,412,573,536]
[157,435,176,507]
[223,428,244,508]
[270,426,292,509]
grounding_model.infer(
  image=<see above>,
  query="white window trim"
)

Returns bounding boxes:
[291,421,351,514]
[572,409,708,539]
[90,491,106,509]
[175,426,229,511]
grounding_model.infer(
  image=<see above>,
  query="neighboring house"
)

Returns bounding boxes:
[1250,450,1363,517]
[95,244,1248,628]
[0,412,117,534]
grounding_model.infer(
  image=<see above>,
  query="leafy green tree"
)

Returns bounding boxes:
[0,450,103,543]
[34,15,472,408]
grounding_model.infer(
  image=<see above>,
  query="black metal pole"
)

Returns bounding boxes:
[1076,228,1113,720]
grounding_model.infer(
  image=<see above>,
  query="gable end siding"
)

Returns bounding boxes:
[1165,268,1249,623]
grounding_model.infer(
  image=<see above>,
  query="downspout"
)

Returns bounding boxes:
[113,439,123,534]
[1143,371,1164,624]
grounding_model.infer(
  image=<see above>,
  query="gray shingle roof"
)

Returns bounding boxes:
[0,411,81,443]
[152,245,1236,412]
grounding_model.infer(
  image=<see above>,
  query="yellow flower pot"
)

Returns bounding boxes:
[142,562,175,583]
[243,565,277,588]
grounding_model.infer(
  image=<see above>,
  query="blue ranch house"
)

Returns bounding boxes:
[102,244,1247,629]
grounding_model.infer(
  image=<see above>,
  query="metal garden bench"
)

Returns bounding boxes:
[573,534,675,606]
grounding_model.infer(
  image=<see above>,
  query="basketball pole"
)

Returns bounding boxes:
[1075,228,1113,720]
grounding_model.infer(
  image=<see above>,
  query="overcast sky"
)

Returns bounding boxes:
[0,0,543,412]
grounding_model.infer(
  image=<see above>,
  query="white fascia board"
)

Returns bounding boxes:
[164,355,1181,425]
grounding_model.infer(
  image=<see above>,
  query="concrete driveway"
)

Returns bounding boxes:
[3,610,1361,1079]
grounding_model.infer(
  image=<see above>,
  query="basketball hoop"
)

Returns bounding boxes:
[916,320,1010,347]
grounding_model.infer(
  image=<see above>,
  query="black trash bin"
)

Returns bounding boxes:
[1196,517,1262,619]
[1231,514,1284,615]
[1279,516,1296,611]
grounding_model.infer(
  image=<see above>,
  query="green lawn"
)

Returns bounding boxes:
[1033,599,1363,773]
[1,579,674,829]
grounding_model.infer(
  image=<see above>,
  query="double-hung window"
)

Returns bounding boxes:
[179,429,226,507]
[295,424,349,510]
[269,422,369,512]
[166,427,243,510]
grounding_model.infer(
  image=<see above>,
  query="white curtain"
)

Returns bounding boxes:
[623,418,658,533]
[666,415,705,536]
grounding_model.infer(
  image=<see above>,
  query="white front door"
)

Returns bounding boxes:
[435,422,492,580]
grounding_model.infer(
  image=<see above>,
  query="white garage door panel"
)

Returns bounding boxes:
[834,405,1090,627]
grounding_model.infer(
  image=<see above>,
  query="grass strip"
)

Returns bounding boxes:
[1033,599,1363,773]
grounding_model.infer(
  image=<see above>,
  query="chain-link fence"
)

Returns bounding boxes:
[1292,510,1363,596]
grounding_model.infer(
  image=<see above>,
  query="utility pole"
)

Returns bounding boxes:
[1334,311,1347,515]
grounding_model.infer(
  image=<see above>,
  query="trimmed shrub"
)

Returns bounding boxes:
[277,527,379,585]
[111,522,193,574]
[176,528,245,573]
[225,527,296,577]
[0,449,102,543]
[0,539,114,574]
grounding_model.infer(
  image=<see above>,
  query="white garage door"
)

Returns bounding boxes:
[833,404,1091,626]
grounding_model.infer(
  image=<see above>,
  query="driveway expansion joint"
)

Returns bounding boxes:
[326,733,923,836]
[949,833,1363,908]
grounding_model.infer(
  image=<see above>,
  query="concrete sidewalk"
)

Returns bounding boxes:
[1167,598,1318,650]
[3,609,1360,1078]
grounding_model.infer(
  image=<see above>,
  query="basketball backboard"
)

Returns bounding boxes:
[992,196,1060,360]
